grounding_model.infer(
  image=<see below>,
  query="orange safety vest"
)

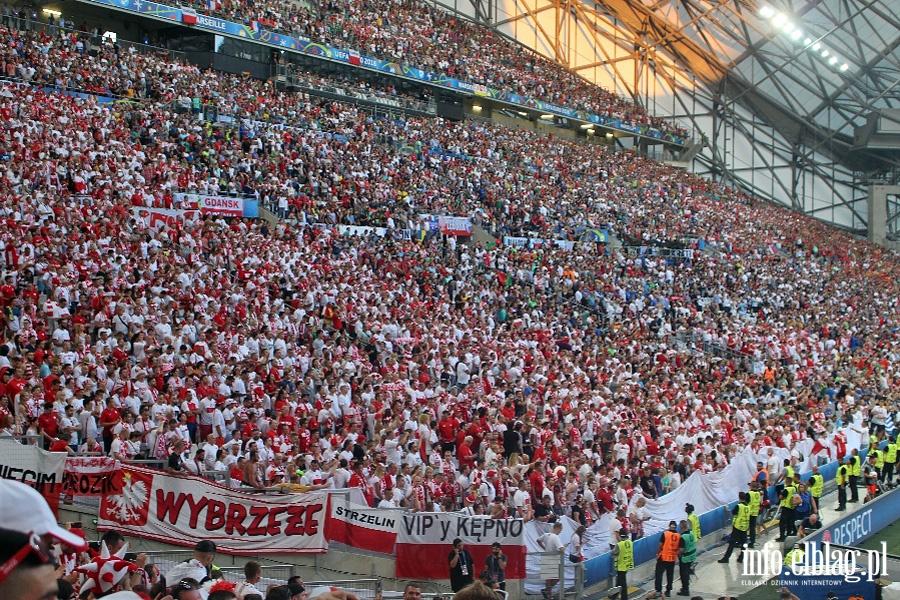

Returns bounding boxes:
[659,531,681,562]
[754,469,768,487]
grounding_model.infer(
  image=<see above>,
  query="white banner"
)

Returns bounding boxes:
[130,208,201,230]
[173,193,244,216]
[328,502,398,554]
[98,466,329,554]
[395,513,526,578]
[0,439,66,487]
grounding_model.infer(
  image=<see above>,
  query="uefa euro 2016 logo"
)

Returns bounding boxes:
[741,541,888,583]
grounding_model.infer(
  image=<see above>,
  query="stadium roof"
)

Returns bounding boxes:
[577,0,899,169]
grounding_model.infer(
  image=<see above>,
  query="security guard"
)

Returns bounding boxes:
[677,520,696,597]
[807,466,824,512]
[719,493,750,563]
[883,436,898,488]
[835,457,850,511]
[610,527,633,600]
[776,478,798,542]
[747,480,762,547]
[648,521,681,599]
[685,504,701,541]
[871,445,885,482]
[850,450,861,503]
[783,542,806,573]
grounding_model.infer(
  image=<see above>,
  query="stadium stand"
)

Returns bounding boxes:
[0,9,895,599]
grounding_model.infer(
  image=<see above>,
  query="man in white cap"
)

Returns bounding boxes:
[0,479,89,600]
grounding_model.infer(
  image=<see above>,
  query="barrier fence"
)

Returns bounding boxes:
[218,564,296,590]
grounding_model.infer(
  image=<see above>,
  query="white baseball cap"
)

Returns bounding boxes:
[0,480,87,549]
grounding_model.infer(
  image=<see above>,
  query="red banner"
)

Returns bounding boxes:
[327,502,397,554]
[63,457,123,497]
[98,466,329,554]
[395,513,526,579]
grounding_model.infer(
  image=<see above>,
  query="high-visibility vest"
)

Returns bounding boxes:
[680,531,696,564]
[784,548,805,567]
[616,540,634,572]
[873,449,885,469]
[785,466,794,481]
[659,531,681,562]
[754,469,769,487]
[688,513,701,540]
[781,485,797,508]
[809,474,824,498]
[870,434,878,449]
[851,455,861,477]
[886,443,898,463]
[734,503,751,532]
[748,490,761,515]
[837,465,848,486]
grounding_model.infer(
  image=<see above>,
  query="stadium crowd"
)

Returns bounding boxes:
[178,0,687,138]
[0,9,896,552]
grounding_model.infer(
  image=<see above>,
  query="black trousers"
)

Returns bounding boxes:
[722,527,746,560]
[882,462,895,484]
[849,475,859,501]
[616,570,629,600]
[837,485,847,509]
[748,515,758,546]
[679,561,693,593]
[655,560,675,594]
[779,506,796,538]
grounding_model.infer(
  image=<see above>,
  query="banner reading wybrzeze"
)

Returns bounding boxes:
[327,502,398,554]
[98,466,328,554]
[395,513,526,579]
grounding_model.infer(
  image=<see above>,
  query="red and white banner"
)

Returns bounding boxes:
[63,456,123,497]
[173,193,244,217]
[98,466,328,554]
[437,215,472,236]
[182,7,198,25]
[130,208,200,230]
[327,502,397,554]
[0,439,67,514]
[395,513,526,579]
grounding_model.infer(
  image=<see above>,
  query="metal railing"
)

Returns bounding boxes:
[303,579,381,600]
[218,564,296,589]
[528,550,583,600]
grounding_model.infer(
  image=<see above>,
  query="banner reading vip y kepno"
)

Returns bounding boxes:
[395,513,526,579]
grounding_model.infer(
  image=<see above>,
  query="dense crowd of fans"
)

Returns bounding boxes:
[180,0,688,138]
[0,14,896,545]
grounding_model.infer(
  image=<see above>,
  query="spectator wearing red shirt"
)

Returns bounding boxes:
[348,460,374,507]
[48,432,75,455]
[530,462,547,503]
[98,397,121,453]
[438,410,459,454]
[457,435,475,470]
[37,402,59,449]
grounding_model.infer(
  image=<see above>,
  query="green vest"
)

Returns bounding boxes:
[616,540,634,572]
[688,513,701,540]
[748,490,761,515]
[836,465,848,486]
[809,474,824,498]
[886,443,898,463]
[680,531,696,564]
[873,449,884,469]
[734,503,750,531]
[784,548,805,567]
[781,485,796,508]
[785,465,794,481]
[851,455,861,477]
